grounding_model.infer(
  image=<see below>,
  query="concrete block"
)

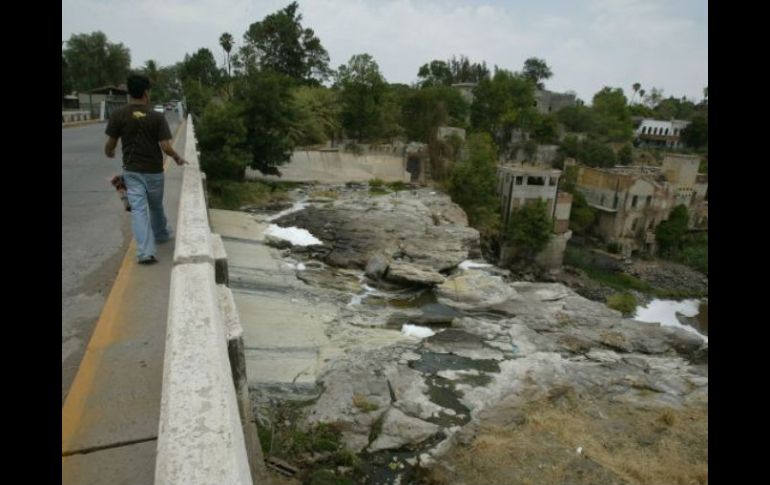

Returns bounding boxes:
[232,290,332,350]
[155,263,252,485]
[217,284,269,483]
[244,349,319,387]
[210,209,267,242]
[173,165,213,266]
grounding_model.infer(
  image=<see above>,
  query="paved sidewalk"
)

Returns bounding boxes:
[62,123,187,485]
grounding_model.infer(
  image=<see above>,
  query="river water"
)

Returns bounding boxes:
[634,299,708,340]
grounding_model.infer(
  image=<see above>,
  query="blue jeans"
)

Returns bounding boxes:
[124,171,171,260]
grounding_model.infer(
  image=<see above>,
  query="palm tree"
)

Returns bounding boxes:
[632,82,641,104]
[145,60,159,83]
[219,33,233,77]
[638,89,646,106]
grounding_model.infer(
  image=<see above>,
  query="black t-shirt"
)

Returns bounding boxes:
[105,104,172,173]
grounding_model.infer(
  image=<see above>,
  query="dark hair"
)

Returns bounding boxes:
[127,73,151,99]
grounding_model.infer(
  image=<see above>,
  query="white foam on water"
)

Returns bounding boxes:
[264,224,323,246]
[634,299,707,341]
[401,324,436,339]
[459,260,493,270]
[266,201,309,221]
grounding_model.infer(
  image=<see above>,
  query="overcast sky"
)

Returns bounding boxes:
[62,0,707,103]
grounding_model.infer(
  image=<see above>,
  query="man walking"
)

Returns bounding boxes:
[104,74,186,264]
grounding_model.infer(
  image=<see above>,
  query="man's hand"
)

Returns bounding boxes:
[105,136,118,159]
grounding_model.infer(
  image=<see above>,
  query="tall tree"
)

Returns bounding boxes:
[643,87,664,108]
[680,115,708,150]
[416,60,453,88]
[62,55,72,100]
[143,60,159,83]
[471,69,537,151]
[180,48,221,87]
[522,57,553,90]
[591,87,632,142]
[240,1,331,84]
[504,199,553,259]
[416,55,489,87]
[632,82,641,104]
[656,205,690,256]
[448,133,499,227]
[335,53,388,141]
[63,32,131,91]
[219,32,234,76]
[289,85,340,146]
[234,67,300,175]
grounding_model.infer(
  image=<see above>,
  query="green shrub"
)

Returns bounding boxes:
[606,292,637,315]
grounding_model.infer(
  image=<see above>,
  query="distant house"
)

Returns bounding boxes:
[634,118,691,149]
[77,85,129,118]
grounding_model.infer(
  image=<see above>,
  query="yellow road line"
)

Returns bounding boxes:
[61,242,137,449]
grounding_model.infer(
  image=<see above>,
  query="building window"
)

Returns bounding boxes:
[600,195,605,206]
[515,176,523,185]
[642,126,647,134]
[528,176,545,186]
[632,195,638,208]
[613,195,618,208]
[646,195,652,206]
[548,177,557,186]
[664,128,669,135]
[631,218,638,231]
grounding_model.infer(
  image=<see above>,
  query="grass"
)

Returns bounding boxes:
[606,292,637,315]
[206,179,296,210]
[257,400,364,484]
[565,246,705,299]
[427,392,708,485]
[565,247,653,293]
[352,394,380,412]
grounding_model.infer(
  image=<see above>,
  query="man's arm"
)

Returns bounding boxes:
[159,139,187,166]
[105,137,119,158]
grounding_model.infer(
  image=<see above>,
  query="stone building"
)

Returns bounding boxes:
[496,165,573,270]
[634,118,691,149]
[574,154,707,256]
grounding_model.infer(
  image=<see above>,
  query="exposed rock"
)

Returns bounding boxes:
[365,253,390,279]
[436,270,518,309]
[368,407,441,452]
[385,262,446,287]
[274,189,480,273]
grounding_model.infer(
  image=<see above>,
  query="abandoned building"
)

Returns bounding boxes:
[77,85,129,119]
[534,89,577,114]
[634,118,691,149]
[496,165,573,269]
[573,154,707,256]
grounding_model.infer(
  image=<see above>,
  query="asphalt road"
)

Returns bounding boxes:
[62,112,181,404]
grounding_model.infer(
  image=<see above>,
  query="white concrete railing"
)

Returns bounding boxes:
[62,111,91,123]
[154,116,254,485]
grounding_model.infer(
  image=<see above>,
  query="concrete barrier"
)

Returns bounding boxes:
[62,111,91,123]
[156,115,261,485]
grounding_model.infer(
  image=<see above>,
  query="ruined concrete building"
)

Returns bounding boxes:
[496,165,573,270]
[634,118,691,149]
[574,154,707,256]
[534,89,577,114]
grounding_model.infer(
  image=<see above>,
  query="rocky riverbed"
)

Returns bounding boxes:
[241,184,708,485]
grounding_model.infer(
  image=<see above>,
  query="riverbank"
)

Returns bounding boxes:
[214,181,706,485]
